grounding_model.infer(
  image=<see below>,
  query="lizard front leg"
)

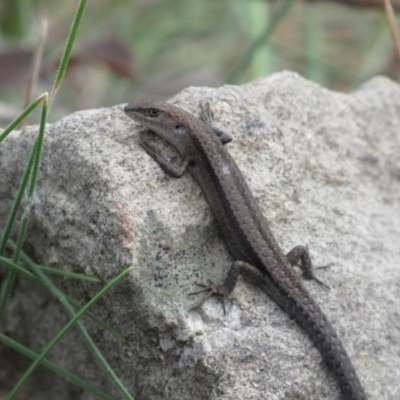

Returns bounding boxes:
[140,138,188,178]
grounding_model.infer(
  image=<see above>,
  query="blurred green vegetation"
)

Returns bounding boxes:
[0,1,398,397]
[0,0,398,123]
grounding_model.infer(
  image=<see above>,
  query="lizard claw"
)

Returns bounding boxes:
[316,262,334,271]
[311,275,330,290]
[189,281,227,314]
[188,280,215,295]
[307,263,333,290]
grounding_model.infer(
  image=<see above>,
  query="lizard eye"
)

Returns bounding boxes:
[148,108,160,117]
[175,125,180,130]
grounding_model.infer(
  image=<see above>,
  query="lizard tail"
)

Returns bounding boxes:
[291,298,367,400]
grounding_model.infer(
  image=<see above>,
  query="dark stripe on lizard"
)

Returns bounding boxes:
[124,99,368,400]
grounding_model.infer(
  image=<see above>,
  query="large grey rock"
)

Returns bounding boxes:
[1,71,399,399]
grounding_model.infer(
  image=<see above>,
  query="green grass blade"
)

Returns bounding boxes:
[50,0,87,105]
[1,2,131,398]
[0,140,37,258]
[0,95,47,259]
[6,266,134,400]
[0,332,113,400]
[31,264,101,282]
[227,0,293,83]
[0,253,126,343]
[11,95,48,259]
[0,256,36,280]
[0,93,46,144]
[0,95,49,324]
[0,232,100,282]
[1,233,125,342]
[67,296,128,344]
[0,102,47,322]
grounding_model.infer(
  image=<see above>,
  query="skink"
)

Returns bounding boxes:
[124,99,367,400]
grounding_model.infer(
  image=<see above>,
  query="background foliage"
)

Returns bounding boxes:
[0,1,398,399]
[0,0,399,124]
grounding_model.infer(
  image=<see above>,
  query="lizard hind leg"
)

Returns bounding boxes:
[285,245,331,290]
[188,280,227,314]
[188,260,266,313]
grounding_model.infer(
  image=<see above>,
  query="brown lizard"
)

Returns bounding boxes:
[124,99,367,399]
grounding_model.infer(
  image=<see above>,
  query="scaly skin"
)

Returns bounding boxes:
[124,99,367,399]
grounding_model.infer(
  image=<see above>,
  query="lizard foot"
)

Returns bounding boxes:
[189,281,227,314]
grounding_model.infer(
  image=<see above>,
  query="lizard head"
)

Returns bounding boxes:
[124,99,197,156]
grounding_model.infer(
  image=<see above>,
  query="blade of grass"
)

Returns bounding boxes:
[32,264,101,281]
[0,332,113,400]
[50,0,87,106]
[10,94,47,262]
[1,232,124,342]
[2,1,131,398]
[0,256,36,280]
[67,296,128,344]
[0,140,37,258]
[0,126,39,321]
[0,95,48,324]
[0,232,100,282]
[227,0,293,83]
[7,266,134,400]
[0,254,126,343]
[0,93,46,144]
[248,1,272,78]
[0,253,100,283]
